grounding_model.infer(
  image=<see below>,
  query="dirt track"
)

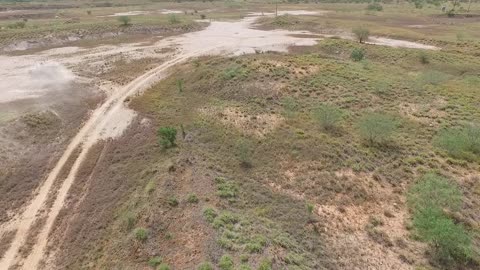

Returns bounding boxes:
[0,12,439,269]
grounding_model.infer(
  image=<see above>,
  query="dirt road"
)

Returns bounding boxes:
[0,11,438,269]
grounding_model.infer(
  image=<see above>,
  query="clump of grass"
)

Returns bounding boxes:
[282,97,299,118]
[222,65,248,80]
[122,212,136,231]
[148,256,163,268]
[187,193,199,203]
[117,16,131,26]
[176,78,184,93]
[350,48,365,61]
[357,113,398,146]
[366,2,383,11]
[352,27,369,43]
[157,127,177,148]
[419,52,429,64]
[158,263,171,270]
[245,235,267,253]
[133,227,148,241]
[145,179,155,194]
[434,123,480,161]
[215,177,238,199]
[7,21,26,29]
[219,254,234,270]
[167,197,179,207]
[203,207,218,222]
[258,258,272,270]
[198,261,214,270]
[407,173,473,265]
[312,103,344,131]
[212,211,240,229]
[236,139,253,168]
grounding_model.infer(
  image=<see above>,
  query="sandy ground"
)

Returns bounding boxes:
[0,11,439,269]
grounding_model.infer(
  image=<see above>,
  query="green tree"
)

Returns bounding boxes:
[352,27,370,43]
[157,127,177,148]
[312,104,343,131]
[358,113,398,146]
[118,16,131,26]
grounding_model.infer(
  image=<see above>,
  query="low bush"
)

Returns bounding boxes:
[312,104,344,130]
[148,256,163,267]
[257,258,272,270]
[434,123,480,161]
[198,262,214,270]
[216,177,238,199]
[167,197,179,207]
[236,139,253,168]
[203,207,218,223]
[408,173,473,264]
[157,127,177,148]
[350,48,365,61]
[133,227,148,241]
[187,193,199,203]
[168,14,180,24]
[357,113,398,146]
[158,263,171,270]
[219,254,234,270]
[366,3,383,11]
[7,21,26,29]
[118,16,131,26]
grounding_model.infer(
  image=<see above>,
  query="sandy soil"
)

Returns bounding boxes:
[0,11,441,269]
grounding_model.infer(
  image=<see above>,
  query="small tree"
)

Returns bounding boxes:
[353,27,370,43]
[358,113,398,146]
[157,127,177,148]
[118,15,131,26]
[168,14,180,24]
[312,104,343,131]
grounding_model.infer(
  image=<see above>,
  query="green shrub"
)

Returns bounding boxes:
[187,193,199,203]
[434,123,480,161]
[157,127,177,148]
[352,27,370,43]
[118,16,131,26]
[350,48,365,61]
[407,173,462,211]
[200,14,207,19]
[216,177,238,199]
[419,52,429,64]
[366,3,383,11]
[122,212,136,231]
[282,97,299,118]
[236,139,253,168]
[157,263,171,270]
[257,258,272,270]
[168,14,180,24]
[306,203,314,214]
[133,227,148,241]
[203,207,218,223]
[222,65,248,80]
[213,211,240,229]
[312,104,343,130]
[7,21,26,29]
[358,113,398,146]
[237,264,252,270]
[417,70,450,87]
[177,78,184,93]
[198,261,214,270]
[148,256,163,267]
[167,197,179,207]
[408,173,472,264]
[219,254,234,270]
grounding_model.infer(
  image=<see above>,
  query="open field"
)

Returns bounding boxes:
[0,0,479,269]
